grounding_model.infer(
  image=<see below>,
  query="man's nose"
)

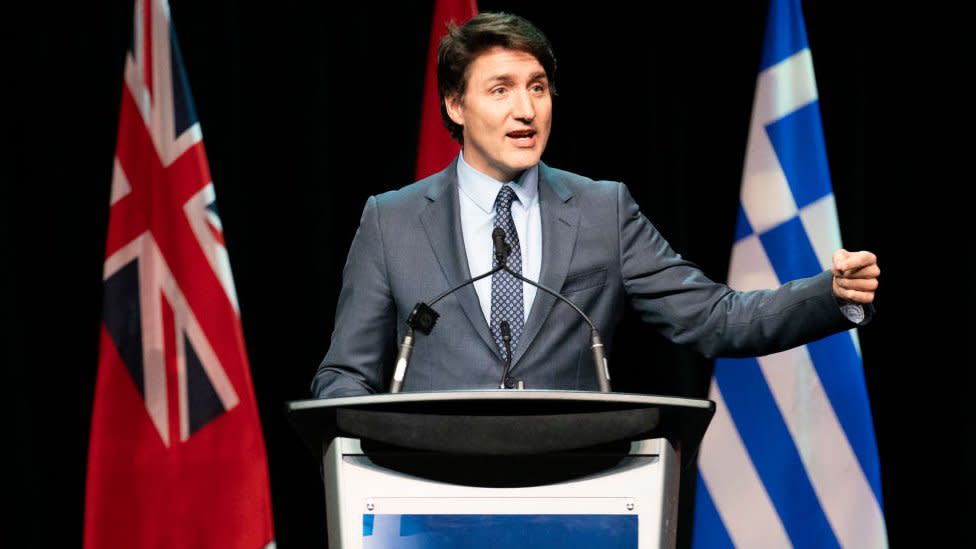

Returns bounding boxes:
[512,89,535,121]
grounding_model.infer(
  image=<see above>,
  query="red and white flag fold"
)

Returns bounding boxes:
[415,0,478,180]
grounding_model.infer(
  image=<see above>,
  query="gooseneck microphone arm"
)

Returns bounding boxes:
[424,227,509,307]
[499,262,612,392]
[428,267,499,308]
[388,233,507,393]
[388,226,611,393]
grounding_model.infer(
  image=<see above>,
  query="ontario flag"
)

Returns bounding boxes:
[83,1,275,547]
[415,0,478,180]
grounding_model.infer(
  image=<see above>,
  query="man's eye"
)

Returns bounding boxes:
[491,87,507,95]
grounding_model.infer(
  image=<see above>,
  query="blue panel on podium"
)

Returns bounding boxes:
[363,514,638,548]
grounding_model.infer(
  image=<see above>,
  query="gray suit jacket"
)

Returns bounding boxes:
[311,160,855,397]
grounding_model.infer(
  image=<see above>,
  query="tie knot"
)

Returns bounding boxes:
[494,185,518,213]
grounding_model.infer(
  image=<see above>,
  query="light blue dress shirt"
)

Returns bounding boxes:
[456,152,542,324]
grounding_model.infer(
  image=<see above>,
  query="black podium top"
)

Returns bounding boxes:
[286,390,714,469]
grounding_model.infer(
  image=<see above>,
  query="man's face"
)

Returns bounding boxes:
[446,46,552,183]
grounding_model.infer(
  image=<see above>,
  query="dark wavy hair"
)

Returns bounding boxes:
[437,12,558,143]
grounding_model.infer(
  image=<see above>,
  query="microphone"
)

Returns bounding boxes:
[388,326,414,394]
[492,228,612,392]
[388,227,612,393]
[388,234,507,393]
[498,321,513,389]
[492,227,510,266]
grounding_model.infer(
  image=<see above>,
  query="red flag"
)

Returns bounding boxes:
[415,0,479,180]
[84,1,275,547]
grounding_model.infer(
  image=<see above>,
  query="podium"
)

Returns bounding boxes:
[286,390,714,549]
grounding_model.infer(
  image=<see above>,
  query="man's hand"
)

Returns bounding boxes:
[831,249,880,304]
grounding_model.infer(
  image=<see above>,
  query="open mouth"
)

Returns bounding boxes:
[507,129,537,147]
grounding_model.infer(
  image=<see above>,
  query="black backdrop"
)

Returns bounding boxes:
[3,1,971,547]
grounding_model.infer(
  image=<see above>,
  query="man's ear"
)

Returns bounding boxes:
[444,94,465,126]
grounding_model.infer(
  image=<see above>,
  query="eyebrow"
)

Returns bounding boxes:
[484,71,548,86]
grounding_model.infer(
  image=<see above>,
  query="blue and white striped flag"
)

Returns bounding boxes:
[691,1,888,547]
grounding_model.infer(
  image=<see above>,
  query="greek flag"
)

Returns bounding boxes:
[691,1,888,547]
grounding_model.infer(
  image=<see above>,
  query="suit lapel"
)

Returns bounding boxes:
[511,163,580,368]
[419,162,498,356]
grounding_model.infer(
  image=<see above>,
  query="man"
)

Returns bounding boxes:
[310,12,878,398]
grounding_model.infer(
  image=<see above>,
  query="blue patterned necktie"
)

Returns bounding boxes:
[490,185,523,361]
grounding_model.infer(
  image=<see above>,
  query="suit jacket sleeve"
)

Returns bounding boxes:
[616,183,855,358]
[310,196,395,397]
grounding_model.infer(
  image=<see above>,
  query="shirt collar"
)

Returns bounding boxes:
[456,151,539,214]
